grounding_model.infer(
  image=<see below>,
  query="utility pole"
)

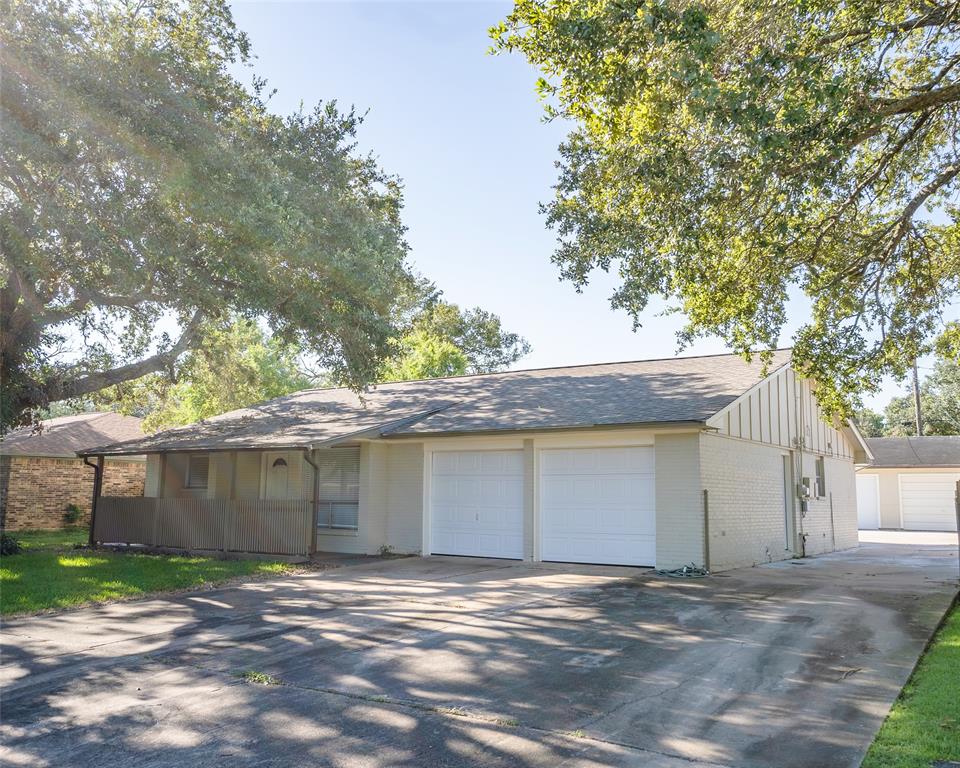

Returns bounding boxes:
[912,359,924,436]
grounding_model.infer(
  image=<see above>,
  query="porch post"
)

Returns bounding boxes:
[84,455,105,548]
[303,449,320,556]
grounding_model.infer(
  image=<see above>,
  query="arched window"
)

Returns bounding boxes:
[272,458,288,468]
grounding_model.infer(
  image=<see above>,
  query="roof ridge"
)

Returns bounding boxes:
[289,347,794,396]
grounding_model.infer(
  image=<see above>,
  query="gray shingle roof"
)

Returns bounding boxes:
[83,349,792,455]
[1,413,145,458]
[865,436,960,468]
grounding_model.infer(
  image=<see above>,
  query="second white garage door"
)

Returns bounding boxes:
[430,450,524,558]
[900,473,960,531]
[540,446,656,566]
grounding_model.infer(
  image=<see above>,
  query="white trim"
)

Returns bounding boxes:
[856,473,881,530]
[897,474,905,529]
[532,445,541,562]
[419,427,672,453]
[421,444,432,556]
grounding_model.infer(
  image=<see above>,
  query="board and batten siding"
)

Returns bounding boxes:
[707,366,854,460]
[701,365,858,569]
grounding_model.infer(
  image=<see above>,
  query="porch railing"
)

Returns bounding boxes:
[94,497,313,556]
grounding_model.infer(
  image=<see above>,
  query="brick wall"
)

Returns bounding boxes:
[700,433,795,571]
[797,452,858,555]
[0,456,145,530]
[699,433,859,571]
[654,432,705,570]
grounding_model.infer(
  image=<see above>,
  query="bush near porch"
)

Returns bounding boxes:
[0,528,293,616]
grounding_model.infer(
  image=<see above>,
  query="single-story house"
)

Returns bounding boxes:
[82,350,870,571]
[1,413,146,530]
[856,436,960,531]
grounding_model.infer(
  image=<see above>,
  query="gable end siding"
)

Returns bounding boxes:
[706,366,854,459]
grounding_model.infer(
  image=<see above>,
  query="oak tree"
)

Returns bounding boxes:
[1,0,410,429]
[493,0,960,412]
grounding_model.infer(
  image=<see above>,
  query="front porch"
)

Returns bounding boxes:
[93,496,315,557]
[87,444,364,558]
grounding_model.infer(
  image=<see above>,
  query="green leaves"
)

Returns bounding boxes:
[494,0,960,412]
[379,329,469,383]
[376,297,532,383]
[0,0,410,428]
[93,317,314,432]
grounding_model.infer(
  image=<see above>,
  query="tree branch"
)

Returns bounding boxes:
[40,311,204,403]
[876,81,960,116]
[817,8,955,46]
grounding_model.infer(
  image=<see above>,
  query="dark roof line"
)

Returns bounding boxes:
[287,347,795,395]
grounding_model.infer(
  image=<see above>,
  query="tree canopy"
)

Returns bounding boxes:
[408,298,531,375]
[882,356,960,435]
[91,318,313,432]
[1,0,410,429]
[493,0,960,414]
[379,328,470,382]
[377,297,531,382]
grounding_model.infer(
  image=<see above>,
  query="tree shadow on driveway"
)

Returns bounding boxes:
[2,544,957,768]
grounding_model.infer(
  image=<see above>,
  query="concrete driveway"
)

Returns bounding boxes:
[2,541,957,768]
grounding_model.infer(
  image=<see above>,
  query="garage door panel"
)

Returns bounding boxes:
[541,447,654,475]
[900,474,959,531]
[431,450,524,559]
[540,446,656,566]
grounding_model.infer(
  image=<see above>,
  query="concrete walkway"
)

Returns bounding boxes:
[859,529,960,546]
[2,541,957,768]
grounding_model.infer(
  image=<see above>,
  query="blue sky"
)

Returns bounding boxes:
[228,1,936,409]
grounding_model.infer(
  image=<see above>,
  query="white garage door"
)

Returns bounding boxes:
[540,446,655,566]
[900,474,960,531]
[430,450,524,558]
[856,474,880,530]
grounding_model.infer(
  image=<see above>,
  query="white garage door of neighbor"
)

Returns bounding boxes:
[430,450,524,559]
[900,473,960,532]
[540,446,656,566]
[856,475,880,530]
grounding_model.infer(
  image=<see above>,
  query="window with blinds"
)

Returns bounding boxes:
[186,454,209,489]
[815,456,826,498]
[313,447,360,530]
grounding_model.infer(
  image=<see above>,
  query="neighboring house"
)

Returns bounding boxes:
[856,437,960,532]
[82,350,870,572]
[0,413,147,530]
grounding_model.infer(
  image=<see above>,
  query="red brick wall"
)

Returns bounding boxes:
[0,456,145,530]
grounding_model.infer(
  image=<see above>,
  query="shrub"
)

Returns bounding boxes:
[0,533,22,556]
[63,504,83,526]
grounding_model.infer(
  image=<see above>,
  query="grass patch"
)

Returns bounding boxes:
[239,670,282,686]
[0,527,292,616]
[862,602,960,768]
[13,527,90,551]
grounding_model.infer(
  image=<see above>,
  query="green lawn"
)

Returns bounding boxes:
[0,528,293,616]
[862,601,960,768]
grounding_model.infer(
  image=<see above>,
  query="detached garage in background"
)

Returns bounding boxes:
[81,350,871,571]
[857,437,960,532]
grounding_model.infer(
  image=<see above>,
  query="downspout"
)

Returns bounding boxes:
[83,455,104,549]
[795,379,807,558]
[303,449,320,556]
[702,489,711,572]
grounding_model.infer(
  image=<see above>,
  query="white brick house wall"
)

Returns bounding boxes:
[700,433,794,571]
[654,433,705,570]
